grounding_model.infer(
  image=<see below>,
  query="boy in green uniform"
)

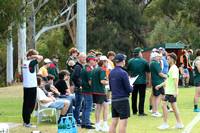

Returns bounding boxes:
[193,49,200,112]
[66,47,79,93]
[150,52,167,117]
[48,55,59,83]
[156,53,184,129]
[81,55,96,129]
[127,47,150,116]
[91,56,109,132]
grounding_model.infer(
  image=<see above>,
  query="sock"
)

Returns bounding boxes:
[194,105,198,109]
[149,105,152,110]
[96,123,100,127]
[34,111,37,115]
[103,121,107,126]
[167,106,170,110]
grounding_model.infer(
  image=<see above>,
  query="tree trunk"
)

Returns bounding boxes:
[7,26,14,86]
[27,3,36,50]
[18,20,26,82]
[129,27,149,48]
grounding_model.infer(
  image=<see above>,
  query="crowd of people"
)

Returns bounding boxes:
[21,46,200,132]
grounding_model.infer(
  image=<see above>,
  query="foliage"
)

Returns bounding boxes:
[36,28,71,70]
[0,0,23,38]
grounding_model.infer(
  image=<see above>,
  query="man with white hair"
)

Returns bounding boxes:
[150,52,167,117]
[72,52,86,126]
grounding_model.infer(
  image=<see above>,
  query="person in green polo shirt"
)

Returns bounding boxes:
[91,56,109,132]
[127,47,150,116]
[150,52,167,117]
[81,55,96,129]
[156,53,184,130]
[193,49,200,112]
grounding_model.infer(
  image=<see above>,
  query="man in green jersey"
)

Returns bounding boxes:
[150,52,167,117]
[81,55,96,129]
[156,53,184,130]
[127,47,150,116]
[193,49,200,112]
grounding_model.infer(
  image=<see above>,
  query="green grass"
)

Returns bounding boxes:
[0,84,200,133]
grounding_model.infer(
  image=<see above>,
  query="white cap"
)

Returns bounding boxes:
[151,52,160,58]
[99,56,108,61]
[152,48,157,52]
[44,58,51,63]
[188,49,193,55]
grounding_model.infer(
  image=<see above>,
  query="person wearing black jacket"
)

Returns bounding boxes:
[72,52,86,125]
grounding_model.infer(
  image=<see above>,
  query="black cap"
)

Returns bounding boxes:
[114,53,127,63]
[42,76,49,83]
[52,55,58,59]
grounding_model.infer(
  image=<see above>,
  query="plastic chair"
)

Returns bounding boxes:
[37,102,60,124]
[0,123,9,133]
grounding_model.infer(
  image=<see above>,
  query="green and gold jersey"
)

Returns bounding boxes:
[193,59,200,83]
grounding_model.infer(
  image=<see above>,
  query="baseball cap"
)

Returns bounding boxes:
[86,55,96,61]
[159,47,165,51]
[152,48,157,52]
[52,55,58,59]
[188,49,193,55]
[114,53,127,63]
[42,76,48,83]
[151,52,160,58]
[134,47,143,53]
[44,58,51,63]
[99,56,109,61]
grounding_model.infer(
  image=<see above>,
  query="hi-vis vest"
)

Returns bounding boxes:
[37,67,48,77]
[106,60,115,79]
[23,60,37,88]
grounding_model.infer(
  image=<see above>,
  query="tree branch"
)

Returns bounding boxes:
[129,27,148,48]
[0,66,6,75]
[34,0,49,14]
[141,0,152,15]
[35,14,77,42]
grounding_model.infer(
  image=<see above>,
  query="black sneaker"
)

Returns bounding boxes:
[90,122,95,125]
[81,125,85,128]
[85,125,95,129]
[133,113,137,115]
[138,113,148,116]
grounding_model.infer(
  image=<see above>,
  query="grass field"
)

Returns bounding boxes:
[0,84,200,133]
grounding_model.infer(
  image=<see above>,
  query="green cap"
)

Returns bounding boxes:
[86,55,96,61]
[134,47,143,53]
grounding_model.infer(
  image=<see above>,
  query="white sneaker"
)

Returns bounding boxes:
[172,123,184,129]
[23,123,37,128]
[95,125,102,131]
[149,109,152,113]
[102,125,109,132]
[155,112,163,117]
[157,123,169,130]
[168,108,173,112]
[151,112,157,117]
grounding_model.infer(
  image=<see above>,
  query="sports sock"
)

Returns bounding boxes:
[149,105,152,110]
[194,105,198,109]
[103,121,107,127]
[167,105,170,110]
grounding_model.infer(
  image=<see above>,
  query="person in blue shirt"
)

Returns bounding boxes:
[109,53,133,133]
